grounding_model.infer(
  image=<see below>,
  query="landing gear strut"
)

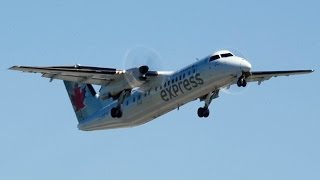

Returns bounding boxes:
[110,90,131,118]
[197,90,219,118]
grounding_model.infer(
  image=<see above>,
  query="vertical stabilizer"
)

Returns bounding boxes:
[64,81,102,122]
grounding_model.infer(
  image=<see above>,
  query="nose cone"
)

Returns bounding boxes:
[240,60,252,72]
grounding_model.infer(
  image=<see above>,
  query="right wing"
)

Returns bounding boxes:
[247,70,314,85]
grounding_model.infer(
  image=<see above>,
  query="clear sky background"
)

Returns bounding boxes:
[0,1,319,179]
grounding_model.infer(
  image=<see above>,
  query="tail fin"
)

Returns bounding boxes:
[64,81,102,122]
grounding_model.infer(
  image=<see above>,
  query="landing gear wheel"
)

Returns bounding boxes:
[111,107,117,118]
[198,107,210,118]
[237,78,247,87]
[111,107,122,118]
[116,110,123,118]
[203,108,210,118]
[197,107,204,117]
[242,79,247,87]
[237,79,242,87]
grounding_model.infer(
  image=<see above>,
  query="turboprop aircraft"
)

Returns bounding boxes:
[10,50,313,131]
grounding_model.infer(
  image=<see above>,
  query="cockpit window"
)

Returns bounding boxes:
[220,53,233,58]
[209,55,220,61]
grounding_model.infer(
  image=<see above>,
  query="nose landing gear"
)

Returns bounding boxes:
[237,76,247,87]
[237,72,251,87]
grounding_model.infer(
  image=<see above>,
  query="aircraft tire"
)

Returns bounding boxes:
[242,79,247,87]
[203,108,210,118]
[111,107,117,118]
[198,107,204,118]
[237,79,242,87]
[237,78,247,87]
[116,109,122,118]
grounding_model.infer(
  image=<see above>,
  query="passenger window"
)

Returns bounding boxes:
[179,75,182,80]
[133,97,135,102]
[138,95,141,100]
[209,55,220,61]
[193,69,195,73]
[172,79,174,84]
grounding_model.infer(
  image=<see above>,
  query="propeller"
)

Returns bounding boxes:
[122,46,165,91]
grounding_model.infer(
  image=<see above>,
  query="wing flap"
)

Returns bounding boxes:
[41,73,113,85]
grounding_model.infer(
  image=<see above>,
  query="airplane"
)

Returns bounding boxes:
[10,50,314,131]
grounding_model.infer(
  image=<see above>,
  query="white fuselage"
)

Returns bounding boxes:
[78,55,249,131]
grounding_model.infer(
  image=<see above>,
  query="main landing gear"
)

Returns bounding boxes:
[198,107,210,118]
[197,90,219,118]
[110,90,130,118]
[111,106,123,118]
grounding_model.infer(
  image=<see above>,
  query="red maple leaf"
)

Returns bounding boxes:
[71,86,86,112]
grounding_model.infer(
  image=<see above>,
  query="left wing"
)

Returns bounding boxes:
[9,65,169,86]
[247,70,314,85]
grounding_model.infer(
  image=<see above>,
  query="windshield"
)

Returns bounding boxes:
[220,53,233,58]
[209,55,220,61]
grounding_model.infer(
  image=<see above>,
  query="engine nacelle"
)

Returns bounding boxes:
[99,66,149,99]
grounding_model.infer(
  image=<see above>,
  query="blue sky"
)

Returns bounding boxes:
[1,0,319,179]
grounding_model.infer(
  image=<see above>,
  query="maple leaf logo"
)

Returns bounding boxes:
[71,85,86,112]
